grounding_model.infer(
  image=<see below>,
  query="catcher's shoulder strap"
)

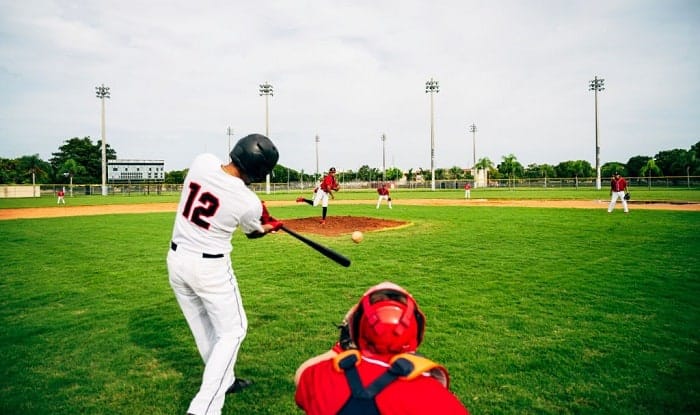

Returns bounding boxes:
[389,353,450,388]
[332,351,450,415]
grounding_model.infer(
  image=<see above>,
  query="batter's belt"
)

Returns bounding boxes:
[170,241,224,259]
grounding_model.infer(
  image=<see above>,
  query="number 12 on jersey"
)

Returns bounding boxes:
[182,182,220,229]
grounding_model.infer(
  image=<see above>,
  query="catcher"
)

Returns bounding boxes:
[296,167,340,224]
[294,282,470,415]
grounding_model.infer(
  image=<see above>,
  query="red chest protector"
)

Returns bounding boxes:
[333,350,449,415]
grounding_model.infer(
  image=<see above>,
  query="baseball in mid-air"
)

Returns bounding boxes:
[351,230,363,243]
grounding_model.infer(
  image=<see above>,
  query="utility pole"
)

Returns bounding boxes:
[469,123,477,170]
[381,133,387,182]
[226,126,234,158]
[315,134,320,183]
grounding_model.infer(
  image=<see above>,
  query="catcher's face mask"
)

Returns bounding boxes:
[349,282,425,357]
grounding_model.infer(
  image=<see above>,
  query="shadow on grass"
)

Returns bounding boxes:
[127,301,200,412]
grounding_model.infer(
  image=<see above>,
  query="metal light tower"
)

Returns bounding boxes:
[589,76,605,190]
[226,126,234,157]
[425,77,439,191]
[381,133,387,182]
[469,123,477,170]
[259,82,273,193]
[95,84,110,196]
[315,134,320,183]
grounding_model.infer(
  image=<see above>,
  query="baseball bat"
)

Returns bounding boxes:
[280,225,351,267]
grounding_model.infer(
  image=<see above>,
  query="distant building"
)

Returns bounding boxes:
[108,159,165,183]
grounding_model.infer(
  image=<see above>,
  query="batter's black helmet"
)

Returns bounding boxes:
[229,134,279,184]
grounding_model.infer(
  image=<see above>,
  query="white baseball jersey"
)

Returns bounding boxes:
[168,153,264,415]
[171,153,264,254]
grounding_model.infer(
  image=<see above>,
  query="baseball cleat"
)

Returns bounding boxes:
[319,219,326,225]
[226,378,253,394]
[296,197,304,203]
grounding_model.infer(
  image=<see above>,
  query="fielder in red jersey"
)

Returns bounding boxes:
[296,167,340,224]
[295,282,469,415]
[608,172,629,213]
[376,183,392,209]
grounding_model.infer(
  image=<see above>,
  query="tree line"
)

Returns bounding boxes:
[1,136,698,185]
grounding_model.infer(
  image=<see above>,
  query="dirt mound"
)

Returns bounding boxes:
[281,215,409,236]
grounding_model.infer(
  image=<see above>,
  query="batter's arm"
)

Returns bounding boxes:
[243,202,282,238]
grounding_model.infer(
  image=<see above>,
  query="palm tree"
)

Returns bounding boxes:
[639,159,662,190]
[24,155,46,197]
[474,157,494,188]
[448,166,463,180]
[474,157,494,171]
[59,159,86,197]
[499,154,522,189]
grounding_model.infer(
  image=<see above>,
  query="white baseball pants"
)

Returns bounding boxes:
[167,248,247,415]
[313,189,330,207]
[376,195,391,209]
[608,191,629,213]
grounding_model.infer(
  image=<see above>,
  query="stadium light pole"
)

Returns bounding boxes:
[226,126,234,158]
[259,82,273,193]
[589,76,605,190]
[95,84,110,196]
[381,133,387,182]
[425,77,439,191]
[315,134,320,183]
[469,123,477,170]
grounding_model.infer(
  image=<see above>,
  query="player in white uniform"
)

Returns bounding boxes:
[167,134,282,415]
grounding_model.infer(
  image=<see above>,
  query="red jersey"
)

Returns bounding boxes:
[610,177,627,192]
[377,187,390,196]
[57,190,65,197]
[320,174,339,193]
[295,353,469,415]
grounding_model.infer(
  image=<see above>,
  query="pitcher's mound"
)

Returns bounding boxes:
[282,215,408,236]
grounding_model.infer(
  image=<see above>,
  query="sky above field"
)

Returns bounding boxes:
[1,0,698,174]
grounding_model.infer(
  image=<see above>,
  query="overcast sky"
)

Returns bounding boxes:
[1,0,698,174]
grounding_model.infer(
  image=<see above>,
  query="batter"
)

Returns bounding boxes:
[167,134,282,415]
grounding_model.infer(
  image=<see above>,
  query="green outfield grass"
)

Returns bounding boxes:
[1,204,699,414]
[1,186,699,208]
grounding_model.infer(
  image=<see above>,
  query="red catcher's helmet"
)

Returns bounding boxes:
[348,282,425,357]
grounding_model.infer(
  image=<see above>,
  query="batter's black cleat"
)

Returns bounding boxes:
[226,378,253,394]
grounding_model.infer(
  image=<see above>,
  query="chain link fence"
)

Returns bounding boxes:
[3,175,698,198]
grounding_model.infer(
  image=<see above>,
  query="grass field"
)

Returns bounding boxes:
[1,201,699,414]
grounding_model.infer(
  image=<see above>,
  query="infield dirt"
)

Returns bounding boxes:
[1,198,697,236]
